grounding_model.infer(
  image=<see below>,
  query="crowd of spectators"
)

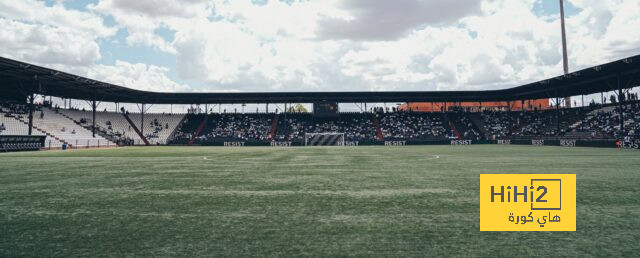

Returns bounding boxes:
[1,104,32,117]
[482,108,591,138]
[378,112,449,140]
[574,109,618,137]
[481,110,515,139]
[575,102,640,139]
[627,106,640,139]
[194,114,272,142]
[171,115,202,142]
[514,111,556,137]
[447,112,482,140]
[168,99,640,144]
[100,123,135,145]
[145,118,169,140]
[276,114,377,141]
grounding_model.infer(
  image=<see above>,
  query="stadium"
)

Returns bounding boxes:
[1,0,640,257]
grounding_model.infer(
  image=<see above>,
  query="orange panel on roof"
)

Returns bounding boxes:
[398,99,550,112]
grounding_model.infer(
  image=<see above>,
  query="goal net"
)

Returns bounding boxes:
[304,133,345,146]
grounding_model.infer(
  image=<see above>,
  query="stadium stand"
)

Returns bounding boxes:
[59,108,145,145]
[172,113,272,144]
[1,104,115,148]
[447,112,483,140]
[275,113,378,142]
[0,115,38,136]
[126,113,185,145]
[34,108,113,147]
[171,114,206,144]
[378,112,450,140]
[1,104,63,148]
[5,99,640,148]
[199,113,271,142]
[3,100,640,148]
[165,101,640,145]
[571,102,640,139]
[59,108,186,145]
[481,110,516,140]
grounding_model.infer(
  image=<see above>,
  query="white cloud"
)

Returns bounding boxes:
[2,0,639,96]
[316,0,482,41]
[104,0,211,18]
[334,0,563,91]
[0,0,189,94]
[87,60,189,92]
[566,0,640,68]
[169,1,351,91]
[0,18,101,67]
[165,0,640,93]
[0,0,115,67]
[89,0,213,53]
[165,0,639,91]
[0,0,115,38]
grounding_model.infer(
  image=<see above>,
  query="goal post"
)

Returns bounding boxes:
[304,133,345,146]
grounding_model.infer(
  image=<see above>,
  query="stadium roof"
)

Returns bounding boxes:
[1,55,639,104]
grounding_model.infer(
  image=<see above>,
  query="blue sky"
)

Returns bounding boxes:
[535,0,580,16]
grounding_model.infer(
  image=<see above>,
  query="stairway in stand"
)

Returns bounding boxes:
[123,113,150,145]
[268,114,279,141]
[167,115,188,144]
[443,113,461,139]
[373,117,384,141]
[188,114,208,145]
[468,112,488,139]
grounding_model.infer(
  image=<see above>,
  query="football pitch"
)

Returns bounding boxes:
[1,145,639,256]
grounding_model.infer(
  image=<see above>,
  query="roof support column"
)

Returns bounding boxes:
[92,99,96,138]
[508,101,512,135]
[28,94,34,136]
[141,103,145,138]
[618,75,624,133]
[556,97,561,135]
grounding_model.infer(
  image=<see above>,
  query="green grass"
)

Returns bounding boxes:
[1,145,639,257]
